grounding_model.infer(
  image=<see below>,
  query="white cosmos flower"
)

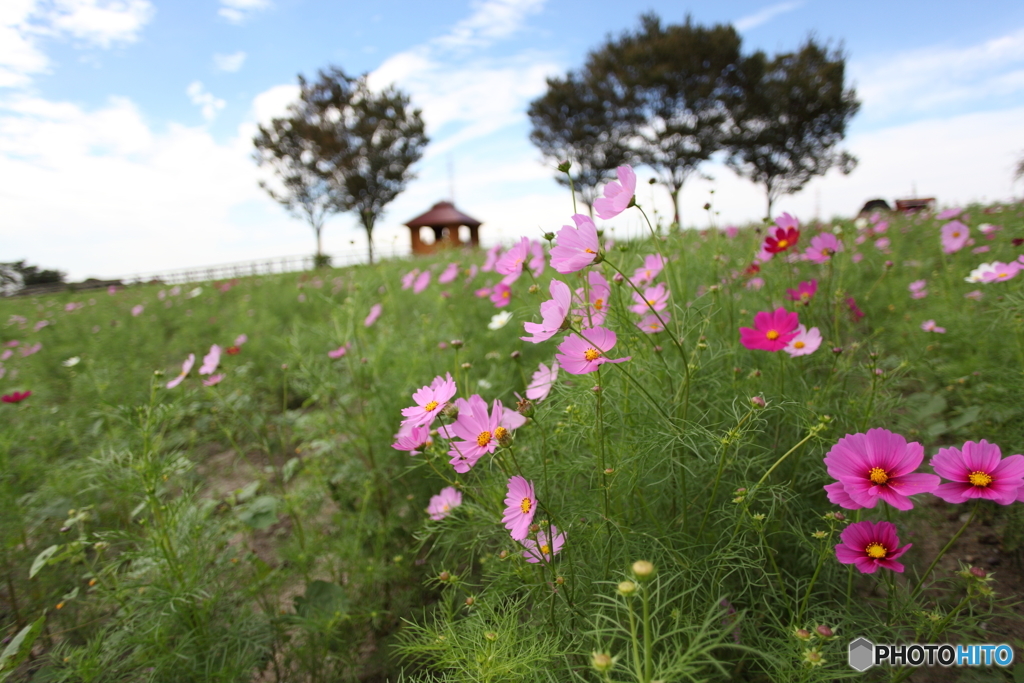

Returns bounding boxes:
[187,287,203,298]
[62,356,81,367]
[488,311,513,330]
[965,263,996,283]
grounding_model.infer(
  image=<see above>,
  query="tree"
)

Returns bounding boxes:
[253,67,428,264]
[725,40,860,217]
[527,71,636,216]
[0,261,65,295]
[586,14,743,226]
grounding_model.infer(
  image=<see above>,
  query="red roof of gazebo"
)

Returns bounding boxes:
[405,201,482,229]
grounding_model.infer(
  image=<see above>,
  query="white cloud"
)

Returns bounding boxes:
[186,81,225,122]
[213,50,246,73]
[734,1,803,32]
[434,0,545,52]
[218,0,270,24]
[852,26,1024,122]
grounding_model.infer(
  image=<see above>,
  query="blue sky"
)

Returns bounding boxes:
[3,0,1024,280]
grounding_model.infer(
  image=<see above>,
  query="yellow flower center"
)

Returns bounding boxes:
[869,467,889,485]
[584,348,601,362]
[865,543,887,559]
[520,497,533,514]
[585,248,596,254]
[540,544,550,555]
[502,291,509,299]
[476,431,492,447]
[647,298,656,305]
[822,248,834,256]
[594,298,605,310]
[442,504,449,511]
[494,426,508,441]
[968,470,993,487]
[424,400,439,412]
[776,239,789,249]
[766,330,780,340]
[952,232,960,238]
[794,341,805,349]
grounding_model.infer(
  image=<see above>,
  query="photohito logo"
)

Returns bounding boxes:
[848,638,1014,671]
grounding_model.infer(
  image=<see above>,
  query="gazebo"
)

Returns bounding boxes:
[404,201,482,255]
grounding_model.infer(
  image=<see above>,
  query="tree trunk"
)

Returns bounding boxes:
[315,225,323,257]
[670,186,681,228]
[766,192,773,220]
[362,212,376,265]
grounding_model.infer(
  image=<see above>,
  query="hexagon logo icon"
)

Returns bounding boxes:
[848,637,875,671]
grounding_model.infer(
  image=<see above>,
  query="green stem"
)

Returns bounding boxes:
[911,504,978,600]
[642,583,653,683]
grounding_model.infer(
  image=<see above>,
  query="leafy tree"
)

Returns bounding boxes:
[254,67,428,264]
[527,71,636,216]
[725,40,860,217]
[0,261,65,295]
[586,14,743,227]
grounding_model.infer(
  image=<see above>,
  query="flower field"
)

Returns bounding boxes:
[2,180,1024,682]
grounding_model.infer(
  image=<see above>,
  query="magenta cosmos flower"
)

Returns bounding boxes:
[804,233,842,264]
[823,428,940,511]
[496,237,530,277]
[783,325,821,357]
[364,303,382,327]
[520,525,565,563]
[199,344,221,375]
[427,486,462,521]
[550,214,600,274]
[941,220,969,254]
[739,308,800,352]
[594,165,636,219]
[522,280,572,343]
[503,476,537,541]
[444,395,527,473]
[785,280,817,305]
[166,353,196,389]
[930,440,1024,505]
[489,282,512,308]
[920,320,946,333]
[526,360,559,402]
[574,271,611,327]
[835,520,912,574]
[328,343,351,358]
[401,373,457,427]
[392,423,432,455]
[632,254,665,285]
[555,327,630,375]
[763,213,800,253]
[2,391,31,404]
[630,282,669,315]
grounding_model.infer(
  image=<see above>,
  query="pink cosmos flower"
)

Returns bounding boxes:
[965,290,983,301]
[804,233,843,264]
[489,282,512,308]
[920,320,946,333]
[203,374,225,387]
[2,391,31,404]
[401,269,419,290]
[594,165,636,219]
[632,254,665,285]
[482,244,502,272]
[198,344,221,375]
[978,223,1001,239]
[496,237,530,276]
[20,343,41,357]
[851,253,864,264]
[392,423,432,455]
[0,350,10,362]
[556,327,630,375]
[745,277,765,291]
[474,286,492,299]
[235,334,248,346]
[846,297,865,320]
[427,486,462,521]
[872,221,889,234]
[972,245,990,254]
[166,353,196,389]
[835,520,912,574]
[823,428,940,511]
[520,526,565,564]
[874,237,891,251]
[444,395,527,473]
[401,373,457,427]
[464,264,479,282]
[930,440,1024,505]
[637,311,670,334]
[4,341,18,348]
[502,476,537,541]
[979,261,1020,283]
[574,271,611,327]
[328,343,351,358]
[785,280,817,305]
[526,361,558,402]
[364,304,382,327]
[937,207,962,220]
[724,226,739,239]
[783,325,822,357]
[550,214,600,273]
[33,320,49,332]
[413,270,431,294]
[438,262,459,284]
[763,213,800,253]
[131,304,144,317]
[108,285,118,295]
[522,280,572,343]
[739,308,800,352]
[528,240,546,277]
[941,221,969,254]
[630,282,669,315]
[908,280,927,299]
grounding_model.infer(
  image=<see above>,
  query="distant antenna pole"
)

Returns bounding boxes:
[448,155,455,202]
[912,181,917,197]
[815,188,820,221]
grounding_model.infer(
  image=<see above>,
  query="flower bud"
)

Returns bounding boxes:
[816,625,834,638]
[617,580,637,596]
[465,596,475,606]
[516,398,534,417]
[750,396,765,408]
[543,232,555,242]
[484,631,498,641]
[969,566,987,579]
[442,403,459,420]
[510,350,521,359]
[555,576,564,585]
[833,512,846,521]
[631,560,655,581]
[461,362,472,369]
[438,571,451,582]
[591,652,615,673]
[556,160,571,173]
[794,628,811,640]
[831,346,843,355]
[613,272,624,284]
[529,523,540,534]
[494,426,512,447]
[450,339,464,349]
[528,284,539,294]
